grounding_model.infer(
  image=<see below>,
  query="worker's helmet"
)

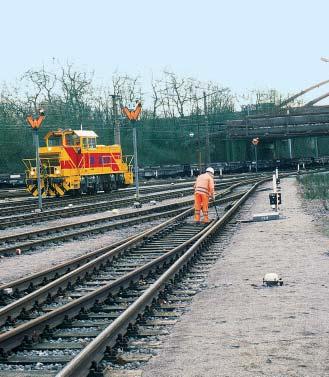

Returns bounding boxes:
[206,167,214,175]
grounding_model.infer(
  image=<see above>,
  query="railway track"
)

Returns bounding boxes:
[0,173,260,202]
[0,189,244,258]
[0,181,196,211]
[0,177,260,229]
[0,189,27,200]
[0,178,254,256]
[0,174,261,211]
[0,178,265,376]
[0,192,244,301]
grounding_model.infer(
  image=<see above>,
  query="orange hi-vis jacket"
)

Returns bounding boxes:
[194,172,215,197]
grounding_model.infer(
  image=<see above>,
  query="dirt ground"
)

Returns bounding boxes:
[141,177,329,377]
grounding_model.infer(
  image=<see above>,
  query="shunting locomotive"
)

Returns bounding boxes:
[23,129,133,197]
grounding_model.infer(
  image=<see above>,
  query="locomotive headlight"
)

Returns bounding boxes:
[30,170,36,176]
[55,168,61,175]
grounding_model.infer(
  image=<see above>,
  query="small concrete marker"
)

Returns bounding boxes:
[263,272,283,286]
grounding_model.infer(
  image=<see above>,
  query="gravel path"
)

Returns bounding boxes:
[141,177,329,377]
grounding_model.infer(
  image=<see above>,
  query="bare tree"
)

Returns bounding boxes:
[59,63,94,123]
[163,71,192,117]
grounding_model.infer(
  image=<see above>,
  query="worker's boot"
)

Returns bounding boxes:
[194,210,201,223]
[202,212,210,223]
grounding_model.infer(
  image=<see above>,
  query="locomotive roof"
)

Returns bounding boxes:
[73,130,98,137]
[44,129,99,139]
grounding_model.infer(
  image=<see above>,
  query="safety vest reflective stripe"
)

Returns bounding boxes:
[195,187,209,194]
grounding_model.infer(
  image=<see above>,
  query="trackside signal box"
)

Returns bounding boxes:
[269,192,281,205]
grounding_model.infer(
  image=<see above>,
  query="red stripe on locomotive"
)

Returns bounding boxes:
[61,147,120,171]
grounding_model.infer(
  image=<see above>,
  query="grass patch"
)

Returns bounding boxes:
[297,173,329,200]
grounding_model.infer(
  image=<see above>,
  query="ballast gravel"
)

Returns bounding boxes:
[0,193,196,284]
[141,177,329,377]
[0,194,193,238]
[0,220,163,285]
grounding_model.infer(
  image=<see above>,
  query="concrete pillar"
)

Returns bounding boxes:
[314,137,319,159]
[288,138,293,159]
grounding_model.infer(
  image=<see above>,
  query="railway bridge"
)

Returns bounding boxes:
[223,106,329,140]
[218,106,329,161]
[215,80,329,161]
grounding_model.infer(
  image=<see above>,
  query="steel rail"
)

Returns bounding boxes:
[0,191,244,300]
[0,208,209,353]
[0,207,186,256]
[0,234,138,294]
[0,173,260,205]
[56,179,266,377]
[0,175,262,224]
[0,191,245,329]
[0,182,230,229]
[0,177,241,214]
[0,180,209,214]
[0,186,235,256]
[0,179,268,361]
[0,179,258,254]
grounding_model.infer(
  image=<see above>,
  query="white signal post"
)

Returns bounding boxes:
[272,168,280,212]
[26,111,45,211]
[121,101,142,200]
[272,174,277,193]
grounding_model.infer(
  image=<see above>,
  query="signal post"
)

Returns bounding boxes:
[121,101,142,200]
[26,110,45,211]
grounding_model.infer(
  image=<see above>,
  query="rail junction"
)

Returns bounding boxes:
[0,170,326,376]
[0,173,271,376]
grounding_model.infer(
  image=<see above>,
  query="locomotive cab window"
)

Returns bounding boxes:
[82,137,96,149]
[47,135,62,147]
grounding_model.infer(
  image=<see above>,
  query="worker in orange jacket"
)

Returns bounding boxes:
[194,167,215,223]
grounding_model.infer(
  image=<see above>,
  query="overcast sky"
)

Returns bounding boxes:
[1,0,329,102]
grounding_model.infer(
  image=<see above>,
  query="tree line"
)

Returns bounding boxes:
[0,63,291,172]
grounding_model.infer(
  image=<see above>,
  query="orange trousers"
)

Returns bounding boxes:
[194,192,209,222]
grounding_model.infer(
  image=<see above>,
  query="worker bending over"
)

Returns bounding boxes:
[194,167,215,223]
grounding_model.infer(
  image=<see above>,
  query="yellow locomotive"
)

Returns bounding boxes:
[23,129,133,197]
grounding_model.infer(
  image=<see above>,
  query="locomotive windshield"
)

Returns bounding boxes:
[47,135,62,146]
[65,134,80,146]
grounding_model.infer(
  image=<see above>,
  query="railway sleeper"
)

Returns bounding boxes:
[0,213,235,372]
